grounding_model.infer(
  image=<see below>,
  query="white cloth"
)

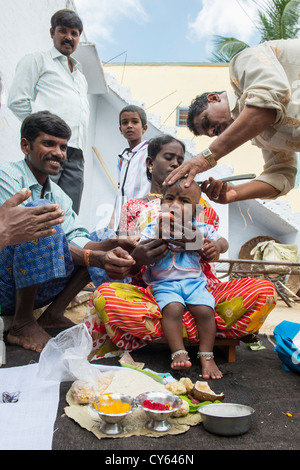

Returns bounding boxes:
[8,47,89,150]
[0,363,60,450]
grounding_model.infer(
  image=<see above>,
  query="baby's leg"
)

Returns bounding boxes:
[161,302,192,370]
[188,304,223,379]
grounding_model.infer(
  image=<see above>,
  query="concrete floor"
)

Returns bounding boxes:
[260,298,300,335]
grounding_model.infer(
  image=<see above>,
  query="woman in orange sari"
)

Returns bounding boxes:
[84,135,277,360]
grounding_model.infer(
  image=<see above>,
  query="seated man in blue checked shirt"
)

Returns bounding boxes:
[0,111,138,353]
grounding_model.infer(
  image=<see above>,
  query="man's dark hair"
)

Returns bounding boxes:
[119,105,147,127]
[147,134,185,181]
[51,9,83,34]
[187,92,225,136]
[21,111,72,146]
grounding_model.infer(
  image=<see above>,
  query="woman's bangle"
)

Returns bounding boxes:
[84,249,91,266]
[211,254,220,263]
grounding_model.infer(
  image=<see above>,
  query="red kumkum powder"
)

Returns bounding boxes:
[142,399,171,411]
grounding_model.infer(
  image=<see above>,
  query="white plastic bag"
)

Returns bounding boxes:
[38,324,103,383]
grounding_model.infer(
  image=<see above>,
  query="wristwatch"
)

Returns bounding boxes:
[201,148,217,168]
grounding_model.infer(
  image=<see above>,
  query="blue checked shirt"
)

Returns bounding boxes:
[0,159,91,248]
[8,47,89,150]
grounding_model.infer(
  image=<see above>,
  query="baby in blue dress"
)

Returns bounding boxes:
[141,178,228,379]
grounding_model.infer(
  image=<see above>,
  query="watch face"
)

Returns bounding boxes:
[202,149,212,157]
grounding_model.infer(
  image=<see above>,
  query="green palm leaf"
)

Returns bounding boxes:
[258,0,300,40]
[209,36,249,63]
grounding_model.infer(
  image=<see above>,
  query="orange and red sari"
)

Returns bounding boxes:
[84,198,277,360]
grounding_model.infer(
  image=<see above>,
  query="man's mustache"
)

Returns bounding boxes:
[44,155,64,164]
[61,39,74,47]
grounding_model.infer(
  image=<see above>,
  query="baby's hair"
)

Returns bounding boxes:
[163,177,201,199]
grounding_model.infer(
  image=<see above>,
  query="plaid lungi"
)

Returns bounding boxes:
[0,200,74,314]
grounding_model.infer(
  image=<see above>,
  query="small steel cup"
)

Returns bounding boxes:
[136,391,182,432]
[91,393,136,435]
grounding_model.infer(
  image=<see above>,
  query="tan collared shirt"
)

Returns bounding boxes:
[228,38,300,196]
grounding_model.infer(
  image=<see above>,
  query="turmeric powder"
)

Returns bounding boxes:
[92,394,131,414]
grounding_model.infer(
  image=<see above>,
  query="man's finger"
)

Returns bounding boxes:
[2,189,32,208]
[35,215,65,230]
[163,165,189,186]
[183,169,197,188]
[32,228,57,238]
[28,204,61,215]
[108,248,136,265]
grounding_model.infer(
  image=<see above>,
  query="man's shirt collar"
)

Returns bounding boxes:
[50,46,79,70]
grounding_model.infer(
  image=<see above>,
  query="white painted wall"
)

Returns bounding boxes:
[229,200,300,259]
[0,0,76,160]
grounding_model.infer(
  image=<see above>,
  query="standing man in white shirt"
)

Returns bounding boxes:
[8,9,90,214]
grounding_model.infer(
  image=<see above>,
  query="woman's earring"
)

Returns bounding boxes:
[149,167,152,174]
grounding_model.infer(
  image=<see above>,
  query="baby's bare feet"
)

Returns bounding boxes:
[171,350,192,370]
[198,352,223,379]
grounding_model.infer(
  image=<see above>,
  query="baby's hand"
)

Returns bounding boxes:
[156,212,176,239]
[199,238,219,262]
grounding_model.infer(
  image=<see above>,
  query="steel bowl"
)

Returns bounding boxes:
[198,403,255,436]
[136,391,182,432]
[91,393,136,435]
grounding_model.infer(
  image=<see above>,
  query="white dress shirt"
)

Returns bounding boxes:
[8,47,90,150]
[114,140,150,231]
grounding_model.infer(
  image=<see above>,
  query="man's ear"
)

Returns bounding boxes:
[50,27,54,39]
[20,137,31,155]
[207,93,221,103]
[142,124,148,134]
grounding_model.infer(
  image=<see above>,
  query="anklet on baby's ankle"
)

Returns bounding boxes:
[171,349,190,361]
[197,351,214,360]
